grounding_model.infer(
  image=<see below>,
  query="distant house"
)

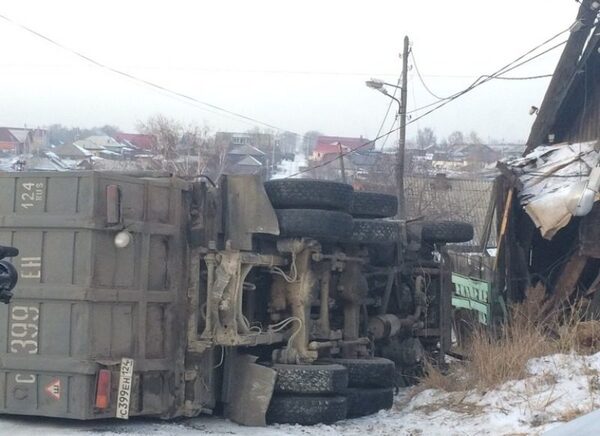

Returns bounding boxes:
[227,145,267,165]
[114,133,156,151]
[224,145,267,178]
[448,143,500,164]
[489,143,525,160]
[0,127,48,154]
[0,128,19,153]
[316,136,371,150]
[311,141,350,161]
[216,131,275,152]
[71,135,131,158]
[224,155,264,176]
[349,150,387,180]
[53,143,93,160]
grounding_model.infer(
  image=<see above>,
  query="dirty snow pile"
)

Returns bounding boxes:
[2,352,600,436]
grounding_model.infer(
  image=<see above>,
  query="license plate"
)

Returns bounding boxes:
[116,358,134,419]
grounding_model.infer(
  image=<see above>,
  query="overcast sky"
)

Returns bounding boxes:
[0,0,580,144]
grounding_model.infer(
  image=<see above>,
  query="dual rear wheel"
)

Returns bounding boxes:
[267,358,396,425]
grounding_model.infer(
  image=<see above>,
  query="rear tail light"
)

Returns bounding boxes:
[95,369,112,409]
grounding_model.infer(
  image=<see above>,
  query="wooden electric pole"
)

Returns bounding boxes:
[397,36,409,218]
[338,142,347,183]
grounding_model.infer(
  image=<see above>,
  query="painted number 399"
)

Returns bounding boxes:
[9,306,39,354]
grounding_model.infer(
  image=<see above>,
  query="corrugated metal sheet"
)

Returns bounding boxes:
[501,141,599,239]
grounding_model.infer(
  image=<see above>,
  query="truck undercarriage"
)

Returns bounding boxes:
[0,171,472,426]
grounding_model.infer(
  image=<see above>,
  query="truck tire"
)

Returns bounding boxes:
[267,395,347,425]
[421,221,474,243]
[276,209,353,241]
[344,387,394,418]
[350,219,400,244]
[367,244,397,267]
[318,357,395,388]
[273,364,348,394]
[264,179,353,211]
[350,191,398,218]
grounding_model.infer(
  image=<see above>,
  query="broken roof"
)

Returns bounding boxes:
[500,140,600,239]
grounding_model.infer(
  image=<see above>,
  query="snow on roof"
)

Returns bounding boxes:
[235,155,262,166]
[229,145,266,156]
[74,135,127,151]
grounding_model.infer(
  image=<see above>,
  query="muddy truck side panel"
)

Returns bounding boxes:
[0,171,192,419]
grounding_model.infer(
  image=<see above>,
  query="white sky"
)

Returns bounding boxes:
[0,0,580,144]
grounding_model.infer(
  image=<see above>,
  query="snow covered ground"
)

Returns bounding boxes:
[270,153,307,179]
[2,352,600,435]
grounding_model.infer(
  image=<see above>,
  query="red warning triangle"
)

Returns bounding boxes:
[45,379,61,400]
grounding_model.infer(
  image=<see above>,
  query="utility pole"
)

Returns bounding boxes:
[338,142,347,183]
[397,35,409,218]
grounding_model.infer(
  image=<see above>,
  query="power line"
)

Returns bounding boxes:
[405,39,568,117]
[287,25,574,179]
[410,51,447,101]
[484,74,553,80]
[0,12,302,136]
[406,23,572,115]
[374,76,402,152]
[411,49,552,103]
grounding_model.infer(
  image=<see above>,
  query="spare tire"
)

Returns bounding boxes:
[344,387,394,418]
[273,364,348,394]
[350,191,398,218]
[350,219,400,244]
[267,395,347,425]
[421,221,474,243]
[264,179,353,211]
[318,357,395,388]
[276,209,353,242]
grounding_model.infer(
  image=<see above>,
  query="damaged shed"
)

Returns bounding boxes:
[497,0,600,313]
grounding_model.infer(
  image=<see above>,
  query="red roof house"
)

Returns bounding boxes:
[114,133,156,151]
[315,136,372,151]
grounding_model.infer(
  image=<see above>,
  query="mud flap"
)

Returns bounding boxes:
[223,353,276,426]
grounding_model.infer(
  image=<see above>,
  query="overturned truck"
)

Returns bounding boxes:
[0,171,472,425]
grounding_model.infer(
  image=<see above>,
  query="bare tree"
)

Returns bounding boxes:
[303,130,323,155]
[468,131,483,145]
[447,130,465,146]
[417,127,437,149]
[137,115,181,161]
[137,115,225,177]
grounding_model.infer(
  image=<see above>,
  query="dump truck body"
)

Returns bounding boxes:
[0,172,192,419]
[0,171,470,425]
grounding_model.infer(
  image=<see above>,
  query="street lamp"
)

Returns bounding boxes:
[366,79,402,112]
[366,77,405,217]
[366,78,402,91]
